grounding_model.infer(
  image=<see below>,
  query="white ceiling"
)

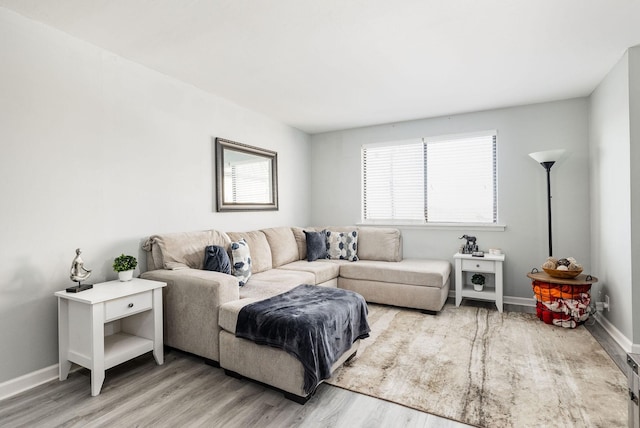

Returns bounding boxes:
[2,0,640,134]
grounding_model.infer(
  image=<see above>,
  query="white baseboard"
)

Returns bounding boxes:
[503,296,536,307]
[594,313,635,353]
[0,364,59,402]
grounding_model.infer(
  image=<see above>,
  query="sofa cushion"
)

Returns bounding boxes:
[231,239,251,286]
[261,227,299,267]
[339,259,451,288]
[278,260,341,284]
[304,230,328,261]
[149,229,231,270]
[338,277,449,312]
[203,245,232,274]
[326,230,358,261]
[219,298,261,334]
[292,226,322,260]
[356,227,403,262]
[227,230,273,274]
[238,269,316,300]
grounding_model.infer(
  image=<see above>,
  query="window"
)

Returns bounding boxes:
[362,131,497,224]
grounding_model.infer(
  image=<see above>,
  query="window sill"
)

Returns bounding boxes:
[356,222,506,231]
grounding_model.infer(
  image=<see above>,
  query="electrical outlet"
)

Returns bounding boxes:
[605,295,610,311]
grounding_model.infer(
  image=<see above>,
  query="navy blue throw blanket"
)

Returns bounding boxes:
[235,284,370,395]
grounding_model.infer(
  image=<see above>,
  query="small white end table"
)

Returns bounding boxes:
[55,278,166,396]
[454,252,505,312]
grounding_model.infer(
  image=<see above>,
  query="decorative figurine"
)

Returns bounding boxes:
[459,235,479,254]
[66,248,94,293]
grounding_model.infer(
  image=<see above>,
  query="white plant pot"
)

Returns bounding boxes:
[118,270,134,282]
[473,283,484,292]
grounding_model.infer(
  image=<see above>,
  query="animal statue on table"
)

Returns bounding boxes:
[459,235,479,254]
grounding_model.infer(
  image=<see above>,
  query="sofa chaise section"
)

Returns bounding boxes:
[217,297,360,402]
[339,259,451,313]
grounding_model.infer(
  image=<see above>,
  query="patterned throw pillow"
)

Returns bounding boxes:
[326,230,359,261]
[304,230,328,261]
[230,239,251,286]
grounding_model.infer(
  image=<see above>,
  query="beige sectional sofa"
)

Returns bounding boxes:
[140,226,451,402]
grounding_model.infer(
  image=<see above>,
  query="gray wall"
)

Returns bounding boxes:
[0,8,311,383]
[310,99,591,301]
[589,45,640,349]
[588,51,633,341]
[631,47,640,347]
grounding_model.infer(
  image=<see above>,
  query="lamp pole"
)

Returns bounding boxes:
[541,161,555,257]
[528,149,565,258]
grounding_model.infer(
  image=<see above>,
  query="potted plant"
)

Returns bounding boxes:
[113,254,137,282]
[471,273,485,292]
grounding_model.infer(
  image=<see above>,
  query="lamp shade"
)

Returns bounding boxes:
[528,149,566,164]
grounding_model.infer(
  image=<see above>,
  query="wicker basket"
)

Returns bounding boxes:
[532,280,592,328]
[542,267,583,279]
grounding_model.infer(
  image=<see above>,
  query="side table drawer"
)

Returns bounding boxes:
[461,259,495,273]
[105,291,152,322]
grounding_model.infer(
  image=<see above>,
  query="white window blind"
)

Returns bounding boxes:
[224,159,273,203]
[362,132,497,224]
[362,141,425,221]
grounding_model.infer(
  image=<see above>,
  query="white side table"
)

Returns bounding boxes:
[454,252,505,312]
[55,278,166,396]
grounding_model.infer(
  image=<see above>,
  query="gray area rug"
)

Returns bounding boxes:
[326,303,627,428]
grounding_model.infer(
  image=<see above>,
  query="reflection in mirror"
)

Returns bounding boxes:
[215,138,278,211]
[223,150,272,204]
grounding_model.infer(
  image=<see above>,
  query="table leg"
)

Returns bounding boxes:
[496,261,504,313]
[90,304,105,396]
[58,297,71,380]
[455,258,462,307]
[152,288,164,365]
[91,371,105,397]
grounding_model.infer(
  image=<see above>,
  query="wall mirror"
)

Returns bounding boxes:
[215,138,278,211]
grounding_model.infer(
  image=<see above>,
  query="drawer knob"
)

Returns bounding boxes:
[476,264,480,268]
[128,303,134,308]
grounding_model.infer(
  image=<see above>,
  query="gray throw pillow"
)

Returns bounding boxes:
[304,230,328,261]
[203,245,232,274]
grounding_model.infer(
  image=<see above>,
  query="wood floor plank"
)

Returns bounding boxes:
[0,350,470,428]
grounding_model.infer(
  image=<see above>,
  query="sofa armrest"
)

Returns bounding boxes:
[140,268,240,362]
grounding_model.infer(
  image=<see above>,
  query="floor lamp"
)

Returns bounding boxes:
[528,149,566,257]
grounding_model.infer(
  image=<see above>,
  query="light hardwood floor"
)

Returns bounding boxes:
[0,350,471,428]
[1,302,625,428]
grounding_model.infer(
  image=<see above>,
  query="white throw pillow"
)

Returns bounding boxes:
[230,239,251,286]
